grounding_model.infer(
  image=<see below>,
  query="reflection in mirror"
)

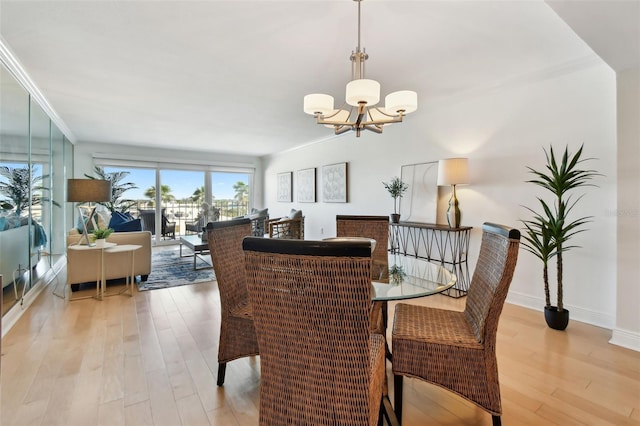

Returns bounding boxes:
[29,98,55,294]
[0,64,31,315]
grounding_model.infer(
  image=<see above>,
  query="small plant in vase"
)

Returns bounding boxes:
[92,227,114,247]
[383,177,409,223]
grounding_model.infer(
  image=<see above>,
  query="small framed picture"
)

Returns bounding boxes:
[277,172,293,202]
[297,168,316,203]
[322,162,348,203]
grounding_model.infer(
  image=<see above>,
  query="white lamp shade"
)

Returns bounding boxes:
[304,94,334,115]
[437,158,469,186]
[346,79,380,106]
[385,90,418,114]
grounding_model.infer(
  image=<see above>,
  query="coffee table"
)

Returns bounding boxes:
[179,235,213,270]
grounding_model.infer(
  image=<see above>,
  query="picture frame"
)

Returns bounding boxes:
[399,161,439,223]
[296,168,316,203]
[322,162,348,203]
[276,171,293,202]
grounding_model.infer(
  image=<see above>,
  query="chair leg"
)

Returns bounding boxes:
[492,415,501,426]
[394,374,403,425]
[217,362,227,386]
[378,402,385,426]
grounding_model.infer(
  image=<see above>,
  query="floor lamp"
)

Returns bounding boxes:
[437,158,469,228]
[67,179,112,246]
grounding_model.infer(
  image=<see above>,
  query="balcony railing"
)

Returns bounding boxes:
[130,200,249,238]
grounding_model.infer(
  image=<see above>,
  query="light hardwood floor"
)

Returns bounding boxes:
[1,266,638,426]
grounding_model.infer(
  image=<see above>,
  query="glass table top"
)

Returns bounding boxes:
[372,253,456,301]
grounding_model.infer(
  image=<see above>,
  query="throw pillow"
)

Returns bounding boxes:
[109,211,142,232]
[111,218,142,232]
[289,209,302,219]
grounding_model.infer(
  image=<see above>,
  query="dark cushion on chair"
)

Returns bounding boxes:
[109,211,142,232]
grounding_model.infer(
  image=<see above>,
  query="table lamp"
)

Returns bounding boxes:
[67,179,112,245]
[437,158,469,228]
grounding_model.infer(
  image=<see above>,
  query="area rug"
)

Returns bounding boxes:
[138,248,216,291]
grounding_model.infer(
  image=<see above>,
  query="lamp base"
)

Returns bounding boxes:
[446,185,461,228]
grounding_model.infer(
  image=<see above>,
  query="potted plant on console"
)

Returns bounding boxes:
[383,177,408,224]
[521,144,599,330]
[92,226,114,247]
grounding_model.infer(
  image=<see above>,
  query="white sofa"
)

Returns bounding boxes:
[66,230,152,288]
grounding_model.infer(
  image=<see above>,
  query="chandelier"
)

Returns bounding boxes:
[303,0,417,137]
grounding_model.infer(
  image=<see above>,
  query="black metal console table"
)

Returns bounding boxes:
[389,221,472,298]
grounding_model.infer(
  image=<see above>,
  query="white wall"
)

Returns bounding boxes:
[263,62,618,329]
[612,68,640,350]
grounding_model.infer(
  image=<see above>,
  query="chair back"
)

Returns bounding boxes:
[207,218,252,312]
[139,209,156,234]
[336,215,389,280]
[243,237,374,425]
[463,222,521,344]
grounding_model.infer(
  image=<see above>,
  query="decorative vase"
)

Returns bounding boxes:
[446,185,461,228]
[95,238,106,248]
[544,306,569,330]
[390,213,400,224]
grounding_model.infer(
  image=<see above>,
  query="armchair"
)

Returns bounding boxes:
[266,208,304,239]
[139,209,175,239]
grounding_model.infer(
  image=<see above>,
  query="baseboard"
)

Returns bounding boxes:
[506,291,615,329]
[609,328,640,352]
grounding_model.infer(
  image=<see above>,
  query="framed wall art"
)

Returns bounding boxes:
[322,162,348,203]
[399,161,439,223]
[296,167,316,203]
[276,171,293,202]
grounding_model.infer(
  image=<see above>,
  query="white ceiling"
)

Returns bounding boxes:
[1,0,637,157]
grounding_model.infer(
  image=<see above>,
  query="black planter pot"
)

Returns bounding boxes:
[390,213,400,223]
[544,306,570,330]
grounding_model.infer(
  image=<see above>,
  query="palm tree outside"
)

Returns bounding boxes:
[144,185,175,205]
[233,181,248,203]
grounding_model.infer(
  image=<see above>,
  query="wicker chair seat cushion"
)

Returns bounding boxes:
[229,300,253,319]
[393,303,482,348]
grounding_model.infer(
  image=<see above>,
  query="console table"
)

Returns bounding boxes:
[389,221,472,297]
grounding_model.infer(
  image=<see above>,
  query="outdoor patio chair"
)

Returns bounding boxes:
[336,215,389,336]
[242,237,385,426]
[205,218,259,386]
[139,209,176,239]
[391,222,521,425]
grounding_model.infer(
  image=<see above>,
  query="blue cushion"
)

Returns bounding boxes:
[0,217,6,231]
[111,218,142,232]
[109,211,129,227]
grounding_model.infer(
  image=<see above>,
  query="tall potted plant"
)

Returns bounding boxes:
[521,144,599,330]
[383,177,409,223]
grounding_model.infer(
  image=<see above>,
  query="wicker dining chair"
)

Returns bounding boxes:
[206,218,259,386]
[243,237,386,426]
[336,215,390,336]
[391,222,521,425]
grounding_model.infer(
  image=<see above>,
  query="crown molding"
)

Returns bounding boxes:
[0,36,76,143]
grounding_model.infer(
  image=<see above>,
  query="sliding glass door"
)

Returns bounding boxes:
[98,166,253,244]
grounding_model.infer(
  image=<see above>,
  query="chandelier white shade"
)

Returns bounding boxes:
[303,0,417,137]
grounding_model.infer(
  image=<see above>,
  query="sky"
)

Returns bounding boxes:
[105,167,249,201]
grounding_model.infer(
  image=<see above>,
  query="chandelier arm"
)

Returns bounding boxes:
[335,126,352,135]
[363,124,384,134]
